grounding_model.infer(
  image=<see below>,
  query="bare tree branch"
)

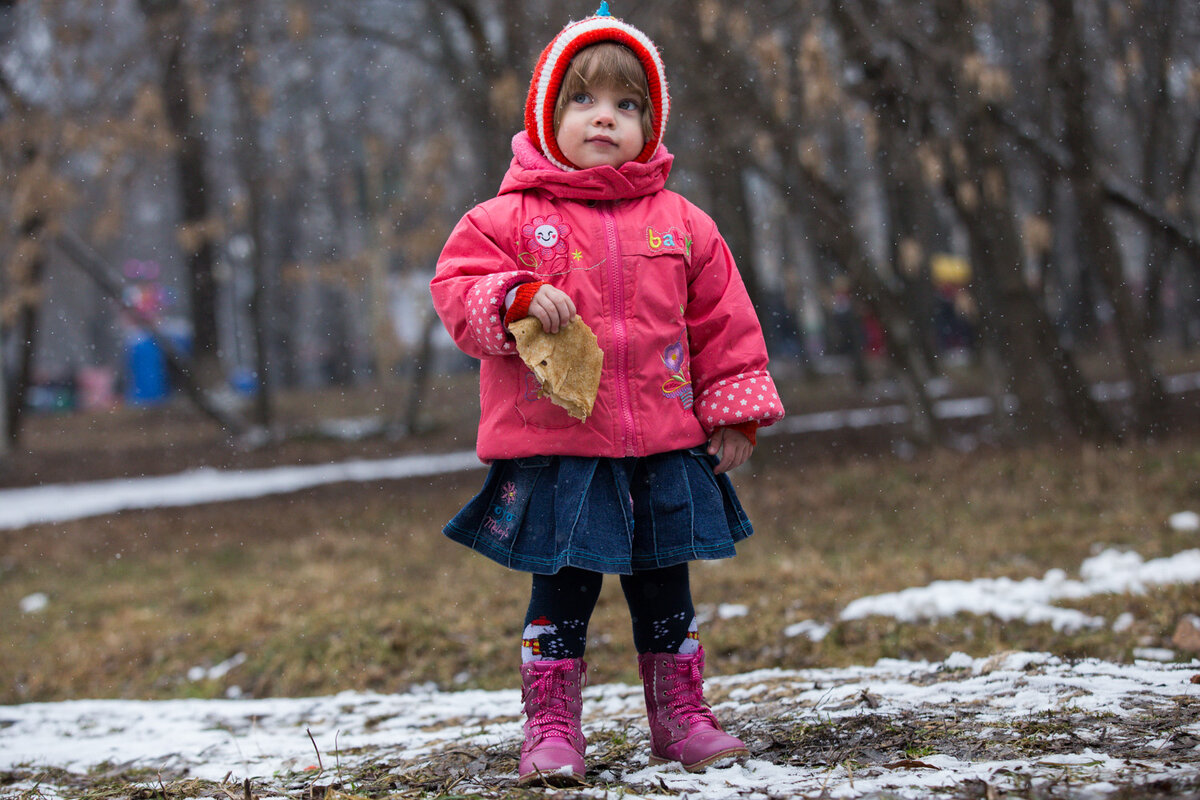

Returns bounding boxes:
[993,108,1200,264]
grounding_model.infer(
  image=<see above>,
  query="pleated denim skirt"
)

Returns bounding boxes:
[443,446,753,575]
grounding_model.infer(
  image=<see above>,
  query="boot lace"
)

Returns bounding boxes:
[525,664,585,741]
[664,658,718,727]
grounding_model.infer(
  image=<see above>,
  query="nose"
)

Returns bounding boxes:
[592,100,616,127]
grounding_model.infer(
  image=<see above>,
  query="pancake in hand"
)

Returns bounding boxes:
[507,316,604,421]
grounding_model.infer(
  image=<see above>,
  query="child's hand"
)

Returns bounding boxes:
[529,284,577,334]
[707,427,753,474]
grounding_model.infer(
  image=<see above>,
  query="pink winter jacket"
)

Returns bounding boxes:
[431,132,784,461]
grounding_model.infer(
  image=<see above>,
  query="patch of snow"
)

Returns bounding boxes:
[2,653,1195,800]
[943,651,975,670]
[188,652,248,682]
[1112,612,1135,632]
[717,603,749,619]
[18,592,48,613]
[0,451,485,530]
[315,416,387,441]
[840,548,1200,631]
[783,619,831,641]
[1169,510,1199,532]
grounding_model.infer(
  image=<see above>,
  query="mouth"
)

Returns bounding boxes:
[586,135,617,146]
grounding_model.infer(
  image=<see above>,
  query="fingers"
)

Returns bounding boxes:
[530,286,576,333]
[708,427,753,474]
[714,442,745,473]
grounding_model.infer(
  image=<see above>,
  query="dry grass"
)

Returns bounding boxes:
[2,378,1199,704]
[3,369,1200,800]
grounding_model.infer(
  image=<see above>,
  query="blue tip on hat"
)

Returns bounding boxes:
[595,2,611,16]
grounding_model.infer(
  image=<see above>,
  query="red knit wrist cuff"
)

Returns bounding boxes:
[504,282,546,326]
[727,421,758,446]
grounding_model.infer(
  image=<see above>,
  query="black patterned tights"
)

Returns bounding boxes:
[521,563,695,660]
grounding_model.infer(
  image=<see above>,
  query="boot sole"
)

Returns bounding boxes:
[649,745,750,772]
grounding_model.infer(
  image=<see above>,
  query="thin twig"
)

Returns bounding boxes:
[306,728,325,777]
[334,730,343,789]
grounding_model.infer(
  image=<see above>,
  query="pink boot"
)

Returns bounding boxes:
[518,658,587,785]
[638,646,749,771]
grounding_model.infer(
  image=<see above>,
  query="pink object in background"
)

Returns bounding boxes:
[77,366,117,410]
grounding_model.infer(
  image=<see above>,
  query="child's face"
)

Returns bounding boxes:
[555,85,646,169]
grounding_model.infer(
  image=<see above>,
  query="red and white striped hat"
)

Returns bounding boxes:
[525,3,669,171]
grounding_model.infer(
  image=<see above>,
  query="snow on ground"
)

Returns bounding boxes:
[771,545,1200,648]
[3,380,1200,796]
[1,652,1197,799]
[0,451,484,530]
[835,548,1200,634]
[5,531,1197,798]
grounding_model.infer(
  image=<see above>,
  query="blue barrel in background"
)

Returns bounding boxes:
[124,319,193,406]
[124,330,168,405]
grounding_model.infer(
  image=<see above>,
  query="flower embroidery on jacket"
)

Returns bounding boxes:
[661,338,693,409]
[521,214,572,270]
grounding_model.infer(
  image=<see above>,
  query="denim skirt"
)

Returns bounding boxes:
[443,446,753,575]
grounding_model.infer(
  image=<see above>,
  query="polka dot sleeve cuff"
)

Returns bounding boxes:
[466,273,537,356]
[695,371,784,435]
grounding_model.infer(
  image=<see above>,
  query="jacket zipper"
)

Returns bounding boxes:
[602,203,638,456]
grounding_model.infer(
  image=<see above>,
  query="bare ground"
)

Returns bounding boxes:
[2,367,1200,798]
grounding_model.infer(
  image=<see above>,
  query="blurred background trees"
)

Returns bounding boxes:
[1,0,1198,451]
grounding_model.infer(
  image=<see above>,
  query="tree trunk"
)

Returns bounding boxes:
[143,1,222,387]
[6,152,44,446]
[403,312,440,436]
[231,9,274,432]
[802,166,940,447]
[0,0,14,456]
[0,326,8,458]
[1135,0,1179,341]
[952,117,1111,440]
[705,158,764,310]
[1048,0,1168,437]
[874,101,942,373]
[8,248,42,446]
[439,0,531,197]
[1,0,42,447]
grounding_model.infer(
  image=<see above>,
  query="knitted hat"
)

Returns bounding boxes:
[525,3,670,171]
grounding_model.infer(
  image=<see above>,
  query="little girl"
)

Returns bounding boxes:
[430,4,784,785]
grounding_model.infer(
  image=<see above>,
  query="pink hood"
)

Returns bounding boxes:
[431,133,783,462]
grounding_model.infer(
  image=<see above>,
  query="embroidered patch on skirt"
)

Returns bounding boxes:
[443,446,753,575]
